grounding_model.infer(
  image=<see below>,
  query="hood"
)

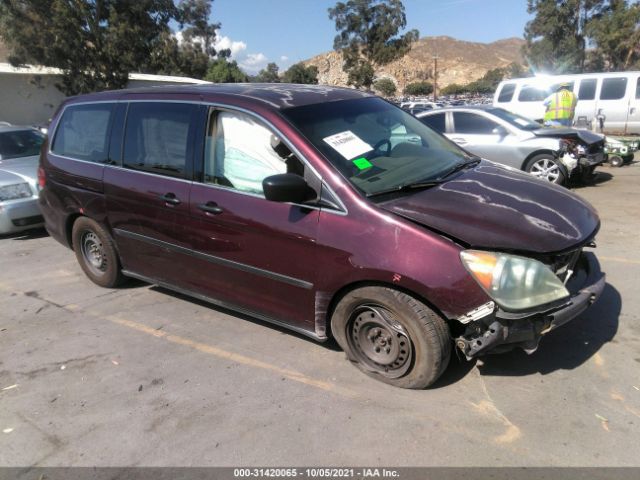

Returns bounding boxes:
[532,127,604,145]
[379,162,599,254]
[0,155,38,182]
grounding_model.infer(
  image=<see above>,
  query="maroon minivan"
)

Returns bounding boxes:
[39,84,605,388]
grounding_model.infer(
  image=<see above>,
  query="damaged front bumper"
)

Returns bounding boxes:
[455,252,605,359]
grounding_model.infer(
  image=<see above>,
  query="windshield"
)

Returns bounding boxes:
[281,97,472,197]
[487,108,541,131]
[0,129,45,160]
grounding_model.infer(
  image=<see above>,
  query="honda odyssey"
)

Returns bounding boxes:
[39,84,605,389]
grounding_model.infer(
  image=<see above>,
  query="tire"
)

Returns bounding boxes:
[72,217,124,288]
[609,155,624,167]
[525,154,566,185]
[331,286,451,389]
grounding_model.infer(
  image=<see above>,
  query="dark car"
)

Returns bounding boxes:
[39,84,605,389]
[416,106,606,185]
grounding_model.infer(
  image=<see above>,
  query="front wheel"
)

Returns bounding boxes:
[525,154,566,184]
[72,217,124,288]
[609,155,624,168]
[331,287,451,389]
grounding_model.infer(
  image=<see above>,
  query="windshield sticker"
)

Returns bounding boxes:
[514,118,530,127]
[323,130,373,160]
[352,157,373,170]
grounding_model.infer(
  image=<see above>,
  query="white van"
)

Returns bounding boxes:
[493,72,640,134]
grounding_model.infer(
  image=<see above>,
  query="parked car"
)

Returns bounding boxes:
[39,85,605,389]
[0,126,45,234]
[416,106,606,184]
[494,71,640,134]
[400,101,439,115]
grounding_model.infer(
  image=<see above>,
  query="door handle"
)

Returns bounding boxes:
[198,201,223,215]
[631,107,636,115]
[159,192,181,205]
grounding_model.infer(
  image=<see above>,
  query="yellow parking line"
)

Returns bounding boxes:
[0,279,354,397]
[106,315,355,397]
[599,256,640,265]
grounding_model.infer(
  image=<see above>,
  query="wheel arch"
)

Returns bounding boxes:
[323,280,452,340]
[65,213,83,250]
[522,149,556,171]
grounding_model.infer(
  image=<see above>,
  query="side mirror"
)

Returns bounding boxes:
[263,173,315,204]
[492,126,508,137]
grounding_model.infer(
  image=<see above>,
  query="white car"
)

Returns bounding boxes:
[0,126,45,234]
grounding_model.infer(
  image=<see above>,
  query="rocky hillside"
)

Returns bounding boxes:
[304,36,526,92]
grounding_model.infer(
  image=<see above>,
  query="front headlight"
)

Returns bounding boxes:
[0,183,32,202]
[460,250,569,311]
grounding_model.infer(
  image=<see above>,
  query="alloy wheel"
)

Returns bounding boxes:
[530,158,561,183]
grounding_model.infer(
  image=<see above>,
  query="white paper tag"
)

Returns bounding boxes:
[514,118,530,127]
[323,130,373,160]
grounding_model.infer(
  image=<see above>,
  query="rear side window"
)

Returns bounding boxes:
[420,113,446,133]
[518,85,547,102]
[497,83,516,103]
[52,103,114,162]
[123,103,197,179]
[600,78,627,100]
[636,77,640,99]
[578,79,597,100]
[452,112,499,134]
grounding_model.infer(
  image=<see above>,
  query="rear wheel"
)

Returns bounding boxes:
[72,217,124,288]
[331,287,451,389]
[525,154,566,184]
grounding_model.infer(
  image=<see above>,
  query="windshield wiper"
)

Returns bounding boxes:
[367,180,443,198]
[437,157,481,180]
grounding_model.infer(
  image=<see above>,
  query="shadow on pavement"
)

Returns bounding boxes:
[477,282,620,377]
[1,227,49,240]
[571,171,613,189]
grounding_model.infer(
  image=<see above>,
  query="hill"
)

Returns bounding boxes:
[304,36,526,92]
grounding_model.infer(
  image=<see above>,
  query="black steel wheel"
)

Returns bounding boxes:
[347,305,413,379]
[72,217,124,288]
[331,286,451,389]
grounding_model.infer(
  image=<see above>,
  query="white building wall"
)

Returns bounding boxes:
[0,73,66,126]
[0,66,210,126]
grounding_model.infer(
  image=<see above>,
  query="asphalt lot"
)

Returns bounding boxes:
[1,158,639,467]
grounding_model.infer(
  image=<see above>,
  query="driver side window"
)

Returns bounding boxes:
[204,110,289,195]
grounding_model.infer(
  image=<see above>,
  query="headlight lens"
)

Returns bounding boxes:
[460,250,569,311]
[0,183,32,202]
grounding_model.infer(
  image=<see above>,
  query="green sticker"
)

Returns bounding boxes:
[353,157,373,170]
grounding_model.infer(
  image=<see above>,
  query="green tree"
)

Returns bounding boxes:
[373,77,396,96]
[282,63,319,84]
[441,83,467,95]
[328,0,419,89]
[524,0,605,74]
[256,62,280,83]
[0,0,178,95]
[205,58,248,83]
[585,0,640,70]
[404,81,433,96]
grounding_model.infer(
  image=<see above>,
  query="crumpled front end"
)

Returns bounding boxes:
[454,249,605,359]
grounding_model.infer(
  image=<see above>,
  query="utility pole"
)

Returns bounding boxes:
[433,55,439,102]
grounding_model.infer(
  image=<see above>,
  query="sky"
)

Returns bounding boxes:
[210,0,533,74]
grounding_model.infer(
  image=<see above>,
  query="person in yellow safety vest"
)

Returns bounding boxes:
[543,82,578,127]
